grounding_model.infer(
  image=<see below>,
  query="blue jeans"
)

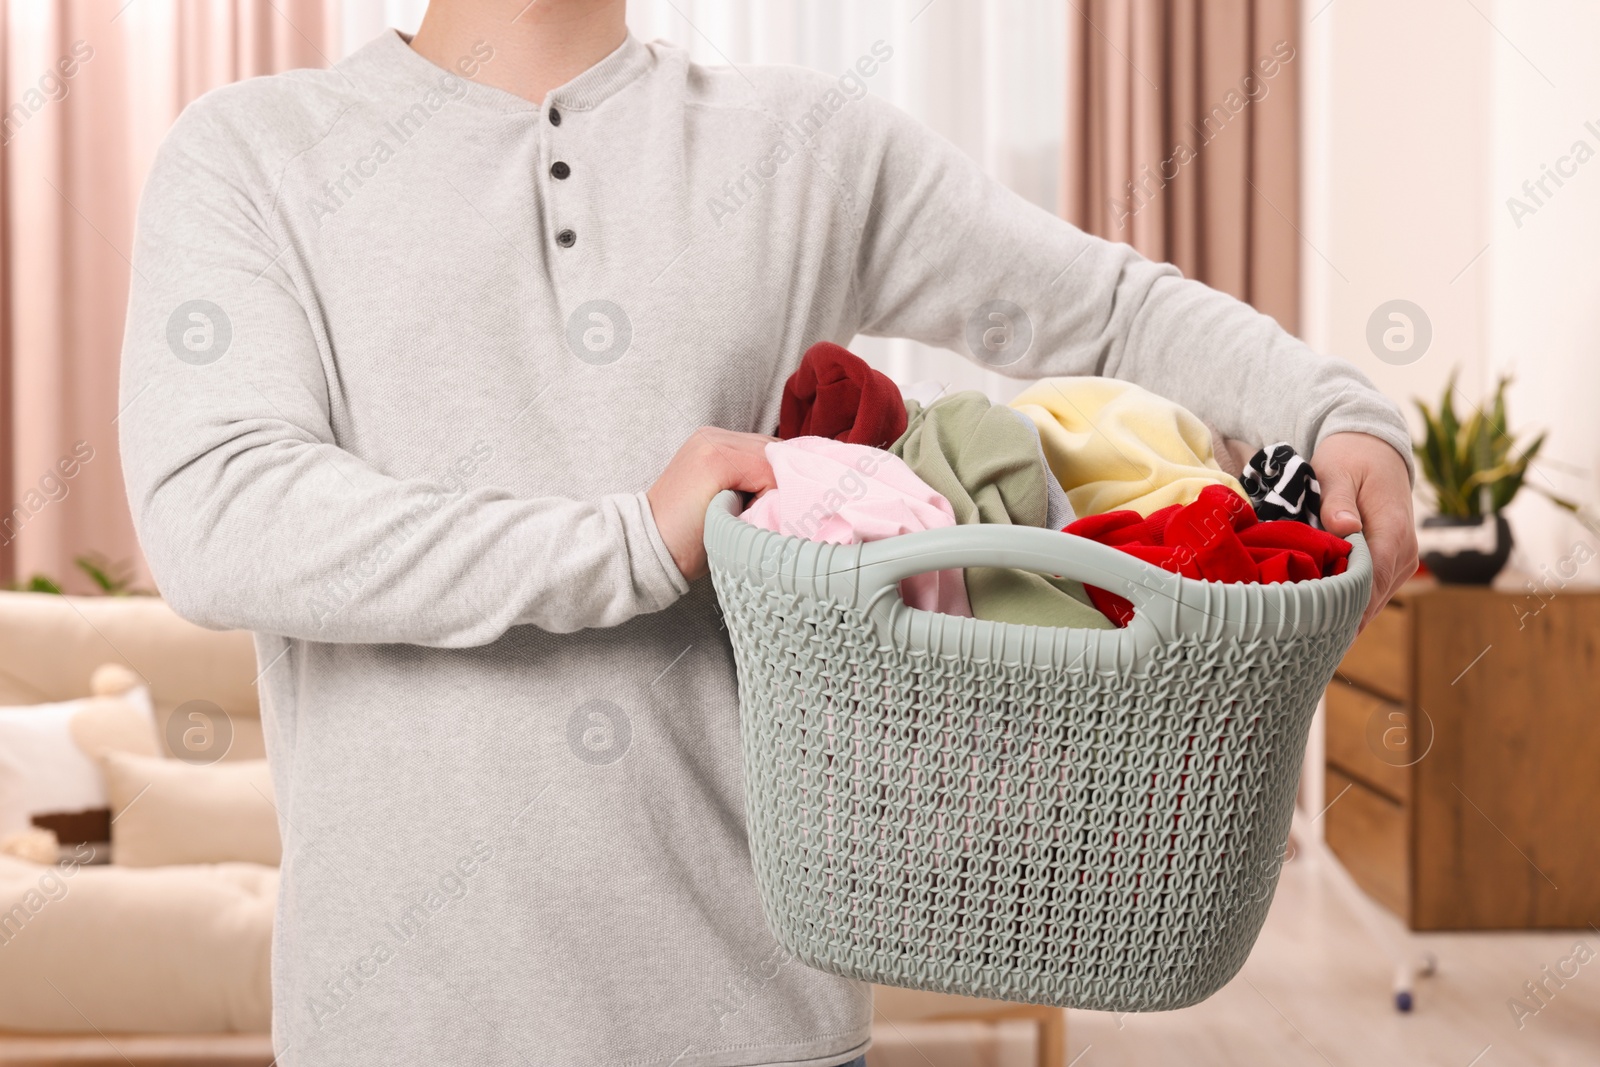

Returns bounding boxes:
[832,1059,867,1067]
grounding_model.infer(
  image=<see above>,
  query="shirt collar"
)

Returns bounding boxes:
[354,29,653,115]
[548,32,653,112]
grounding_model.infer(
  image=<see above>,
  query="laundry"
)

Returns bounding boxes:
[739,436,972,617]
[891,392,1110,629]
[900,383,1081,528]
[1010,376,1248,517]
[1065,484,1352,627]
[906,384,1078,529]
[1005,406,1077,530]
[777,341,908,448]
[1206,423,1260,482]
[1241,442,1323,528]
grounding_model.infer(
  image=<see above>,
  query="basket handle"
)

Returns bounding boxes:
[709,491,1370,650]
[848,522,1186,616]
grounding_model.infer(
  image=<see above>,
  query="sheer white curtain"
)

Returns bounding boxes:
[339,0,427,55]
[335,0,1065,399]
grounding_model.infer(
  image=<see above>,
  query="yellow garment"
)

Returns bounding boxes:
[1009,377,1247,518]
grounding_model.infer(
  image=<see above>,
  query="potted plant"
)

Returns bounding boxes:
[2,553,150,595]
[1412,373,1574,583]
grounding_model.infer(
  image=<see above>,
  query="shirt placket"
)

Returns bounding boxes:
[546,103,577,251]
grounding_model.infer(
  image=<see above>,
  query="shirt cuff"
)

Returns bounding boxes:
[1314,406,1417,487]
[621,489,690,607]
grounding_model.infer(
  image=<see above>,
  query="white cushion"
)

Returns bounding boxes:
[0,688,155,837]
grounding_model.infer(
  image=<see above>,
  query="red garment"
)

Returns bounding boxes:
[778,341,908,448]
[1064,484,1351,627]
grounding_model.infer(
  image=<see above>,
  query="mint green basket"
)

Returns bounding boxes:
[704,489,1370,1011]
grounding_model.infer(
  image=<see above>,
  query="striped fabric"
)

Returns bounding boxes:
[1241,443,1323,528]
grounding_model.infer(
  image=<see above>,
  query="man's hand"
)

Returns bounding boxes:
[1310,431,1419,630]
[646,427,777,582]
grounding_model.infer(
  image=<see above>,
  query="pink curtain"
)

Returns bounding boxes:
[1062,0,1301,335]
[1,0,333,591]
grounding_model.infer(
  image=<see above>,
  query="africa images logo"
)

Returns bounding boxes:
[166,300,232,366]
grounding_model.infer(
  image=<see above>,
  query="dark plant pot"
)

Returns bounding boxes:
[1419,514,1513,585]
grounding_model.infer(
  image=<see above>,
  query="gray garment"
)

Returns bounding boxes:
[118,30,1409,1067]
[1044,454,1078,530]
[1208,421,1254,480]
[1005,406,1077,530]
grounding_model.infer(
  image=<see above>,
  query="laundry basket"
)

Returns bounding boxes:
[704,489,1371,1012]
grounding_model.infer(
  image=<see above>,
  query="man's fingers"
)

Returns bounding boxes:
[729,439,777,495]
[717,452,775,498]
[696,428,777,496]
[1356,489,1417,628]
[1319,465,1364,536]
[1304,431,1418,632]
[732,465,776,496]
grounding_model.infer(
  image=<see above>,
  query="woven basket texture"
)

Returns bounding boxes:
[705,490,1370,1010]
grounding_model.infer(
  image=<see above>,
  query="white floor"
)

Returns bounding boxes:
[1065,852,1600,1067]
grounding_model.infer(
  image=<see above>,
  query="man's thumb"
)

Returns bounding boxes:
[1319,468,1363,535]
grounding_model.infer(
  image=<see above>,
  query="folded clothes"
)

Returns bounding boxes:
[1241,443,1323,528]
[1010,377,1247,517]
[740,436,972,617]
[1065,484,1351,627]
[891,392,1110,630]
[778,342,908,448]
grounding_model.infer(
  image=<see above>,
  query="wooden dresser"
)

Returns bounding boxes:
[1322,578,1600,930]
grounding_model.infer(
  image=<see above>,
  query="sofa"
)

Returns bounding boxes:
[0,591,275,1066]
[0,591,263,763]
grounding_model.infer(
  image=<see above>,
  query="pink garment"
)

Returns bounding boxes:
[740,437,972,617]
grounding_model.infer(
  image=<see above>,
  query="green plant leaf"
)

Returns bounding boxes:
[70,554,149,597]
[1408,369,1571,519]
[1490,467,1528,514]
[1413,396,1462,515]
[1489,376,1511,441]
[5,573,62,594]
[5,556,149,596]
[1530,485,1581,512]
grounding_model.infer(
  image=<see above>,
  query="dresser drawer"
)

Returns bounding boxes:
[1324,684,1414,804]
[1337,602,1411,702]
[1324,769,1409,919]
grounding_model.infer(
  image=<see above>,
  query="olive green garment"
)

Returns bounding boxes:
[890,393,1113,629]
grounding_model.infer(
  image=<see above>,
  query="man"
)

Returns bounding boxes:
[119,1,1416,1064]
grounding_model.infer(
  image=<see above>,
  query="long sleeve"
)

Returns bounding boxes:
[118,107,687,646]
[844,94,1412,475]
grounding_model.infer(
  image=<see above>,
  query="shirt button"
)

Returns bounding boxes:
[556,228,576,248]
[549,107,562,126]
[551,161,571,180]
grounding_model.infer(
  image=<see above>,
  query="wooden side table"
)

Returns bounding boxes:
[871,986,1065,1067]
[1322,577,1600,929]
